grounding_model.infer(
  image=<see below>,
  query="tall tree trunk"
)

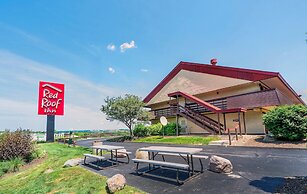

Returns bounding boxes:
[128,120,134,137]
[129,125,133,137]
[129,126,132,137]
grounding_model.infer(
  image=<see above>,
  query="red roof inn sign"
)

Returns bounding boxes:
[38,81,65,115]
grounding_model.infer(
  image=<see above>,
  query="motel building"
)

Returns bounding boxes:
[143,59,305,135]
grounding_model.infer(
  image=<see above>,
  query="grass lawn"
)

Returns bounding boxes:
[133,135,220,145]
[0,143,143,194]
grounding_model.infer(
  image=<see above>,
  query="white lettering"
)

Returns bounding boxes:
[43,89,59,99]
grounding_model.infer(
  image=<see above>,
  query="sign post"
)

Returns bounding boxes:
[46,115,55,142]
[38,81,65,142]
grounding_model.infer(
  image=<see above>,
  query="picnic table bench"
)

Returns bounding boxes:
[83,154,106,164]
[157,152,208,172]
[84,145,131,168]
[133,146,204,184]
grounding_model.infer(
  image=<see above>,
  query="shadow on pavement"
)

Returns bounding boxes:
[130,166,191,185]
[249,176,285,193]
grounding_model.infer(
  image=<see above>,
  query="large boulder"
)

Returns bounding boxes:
[135,149,148,160]
[115,149,128,158]
[106,174,126,193]
[208,155,233,173]
[63,158,83,168]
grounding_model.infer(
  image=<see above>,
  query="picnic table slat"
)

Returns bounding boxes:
[139,146,202,155]
[91,145,124,151]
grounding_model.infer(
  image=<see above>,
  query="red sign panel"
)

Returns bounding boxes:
[38,81,65,115]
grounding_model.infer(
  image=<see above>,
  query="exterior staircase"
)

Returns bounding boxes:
[170,104,224,134]
[167,91,246,135]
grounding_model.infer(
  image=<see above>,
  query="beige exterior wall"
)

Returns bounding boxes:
[147,70,251,105]
[148,82,261,110]
[147,76,266,135]
[195,82,261,101]
[184,110,265,134]
[152,110,266,134]
[244,110,266,134]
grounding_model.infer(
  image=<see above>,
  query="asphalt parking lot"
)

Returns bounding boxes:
[77,138,307,194]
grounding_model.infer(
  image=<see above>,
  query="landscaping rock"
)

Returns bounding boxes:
[63,158,83,168]
[135,149,148,160]
[209,155,233,173]
[44,168,54,174]
[106,174,126,193]
[116,149,128,158]
[263,134,275,142]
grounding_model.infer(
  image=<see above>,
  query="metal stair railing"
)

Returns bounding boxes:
[171,104,224,134]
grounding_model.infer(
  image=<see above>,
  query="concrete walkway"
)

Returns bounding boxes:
[77,139,307,194]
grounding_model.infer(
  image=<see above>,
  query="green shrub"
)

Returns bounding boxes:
[24,147,46,163]
[0,130,34,160]
[0,157,25,177]
[133,124,149,137]
[106,135,133,142]
[263,105,307,141]
[147,123,162,136]
[133,123,182,137]
[0,160,11,174]
[36,140,47,144]
[9,157,24,172]
[164,122,180,135]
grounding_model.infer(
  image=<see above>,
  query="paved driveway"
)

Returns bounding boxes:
[77,139,307,194]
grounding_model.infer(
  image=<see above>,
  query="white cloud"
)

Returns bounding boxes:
[107,43,116,51]
[120,40,137,52]
[108,67,115,74]
[141,69,149,73]
[0,50,126,131]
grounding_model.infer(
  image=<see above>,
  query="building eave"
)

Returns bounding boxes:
[143,61,280,104]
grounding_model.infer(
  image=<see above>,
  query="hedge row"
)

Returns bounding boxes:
[133,123,179,137]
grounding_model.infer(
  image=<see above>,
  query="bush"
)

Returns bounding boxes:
[106,135,133,142]
[24,147,46,163]
[0,130,34,160]
[0,157,25,177]
[147,123,162,136]
[9,157,24,172]
[163,122,178,136]
[133,123,182,137]
[133,124,149,137]
[263,105,307,141]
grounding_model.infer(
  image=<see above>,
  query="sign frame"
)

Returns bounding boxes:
[38,81,65,116]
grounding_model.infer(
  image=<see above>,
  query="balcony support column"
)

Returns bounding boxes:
[223,113,227,133]
[176,95,179,136]
[176,114,179,136]
[238,112,242,136]
[217,113,221,135]
[243,112,247,135]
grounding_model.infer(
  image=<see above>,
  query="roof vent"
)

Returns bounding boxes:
[210,58,218,66]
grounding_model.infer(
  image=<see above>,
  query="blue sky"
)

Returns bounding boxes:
[0,1,306,130]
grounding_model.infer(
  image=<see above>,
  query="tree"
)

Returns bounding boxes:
[101,94,148,137]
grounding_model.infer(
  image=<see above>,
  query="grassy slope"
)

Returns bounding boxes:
[133,136,220,145]
[0,143,142,194]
